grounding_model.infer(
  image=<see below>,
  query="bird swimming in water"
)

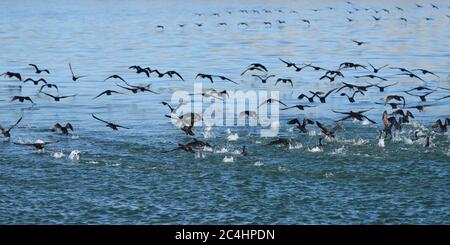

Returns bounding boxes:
[267,138,292,146]
[0,115,22,140]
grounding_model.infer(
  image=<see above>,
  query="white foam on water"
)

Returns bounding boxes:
[223,156,234,163]
[254,161,264,167]
[52,152,65,159]
[378,138,385,148]
[227,133,239,141]
[308,146,323,152]
[288,142,303,149]
[361,120,371,126]
[71,135,79,139]
[202,146,213,152]
[202,127,215,139]
[324,172,334,178]
[308,130,318,136]
[215,147,229,154]
[287,127,294,132]
[68,150,81,161]
[231,150,242,155]
[331,146,346,155]
[195,151,205,159]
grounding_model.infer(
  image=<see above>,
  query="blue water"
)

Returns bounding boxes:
[0,0,449,224]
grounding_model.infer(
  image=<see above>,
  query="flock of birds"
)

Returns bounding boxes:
[1,1,449,157]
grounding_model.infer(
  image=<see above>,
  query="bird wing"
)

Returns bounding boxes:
[92,114,110,124]
[8,116,23,131]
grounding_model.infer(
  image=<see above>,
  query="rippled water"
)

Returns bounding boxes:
[0,0,449,224]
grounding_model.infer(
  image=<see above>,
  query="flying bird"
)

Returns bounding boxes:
[69,63,86,81]
[92,114,130,130]
[28,64,50,74]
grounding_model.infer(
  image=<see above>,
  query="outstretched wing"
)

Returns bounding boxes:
[92,114,110,124]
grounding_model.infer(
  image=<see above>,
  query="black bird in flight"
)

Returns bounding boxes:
[406,86,432,92]
[368,63,389,73]
[340,90,364,103]
[120,82,158,94]
[372,16,381,21]
[385,95,406,106]
[354,74,387,81]
[352,39,366,46]
[389,67,412,73]
[369,82,398,92]
[28,64,49,74]
[163,70,184,81]
[248,63,268,72]
[297,93,316,103]
[407,104,433,112]
[241,66,265,76]
[92,114,129,130]
[411,69,439,78]
[129,65,150,77]
[1,72,22,81]
[309,88,337,103]
[396,72,425,82]
[51,123,73,135]
[316,121,342,139]
[259,98,287,108]
[252,74,275,83]
[0,115,22,140]
[23,78,47,85]
[161,101,188,114]
[287,118,315,133]
[14,141,57,151]
[39,83,59,93]
[104,75,126,82]
[400,17,408,22]
[41,92,77,101]
[339,62,368,70]
[93,90,123,99]
[279,58,296,68]
[281,105,316,111]
[11,96,34,104]
[69,63,86,81]
[333,109,376,124]
[275,78,293,87]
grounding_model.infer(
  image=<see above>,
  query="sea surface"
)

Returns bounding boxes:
[0,0,449,224]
